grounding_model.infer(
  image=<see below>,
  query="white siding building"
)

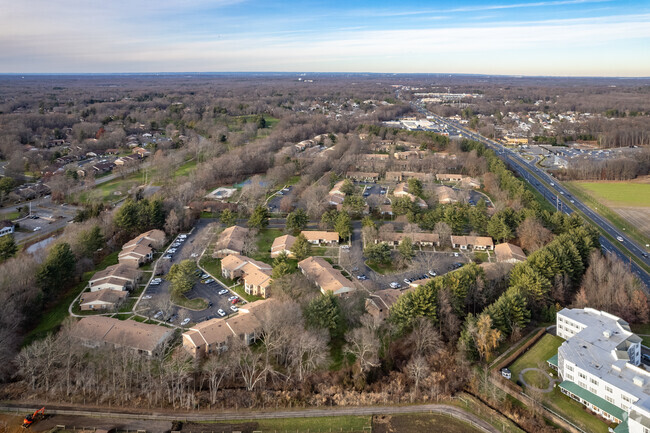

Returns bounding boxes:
[554,308,650,432]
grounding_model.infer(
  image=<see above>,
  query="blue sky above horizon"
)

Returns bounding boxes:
[1,0,649,76]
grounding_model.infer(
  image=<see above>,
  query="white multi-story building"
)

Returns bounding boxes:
[553,308,650,432]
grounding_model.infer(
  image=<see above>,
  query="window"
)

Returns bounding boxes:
[622,395,631,403]
[590,387,598,394]
[566,374,574,381]
[566,364,574,372]
[606,396,615,404]
[605,386,613,393]
[590,378,598,386]
[578,372,587,379]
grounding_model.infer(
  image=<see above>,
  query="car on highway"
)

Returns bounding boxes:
[181,318,191,326]
[218,289,229,295]
[230,305,238,312]
[616,236,624,242]
[217,309,226,317]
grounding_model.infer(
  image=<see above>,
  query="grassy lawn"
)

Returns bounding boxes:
[449,394,526,433]
[508,333,563,382]
[252,227,283,264]
[631,323,650,346]
[545,387,610,433]
[565,181,650,247]
[199,255,237,286]
[24,251,120,345]
[0,210,20,220]
[572,181,650,207]
[171,291,208,310]
[366,260,398,274]
[373,413,483,433]
[204,415,370,432]
[522,369,550,388]
[173,159,197,178]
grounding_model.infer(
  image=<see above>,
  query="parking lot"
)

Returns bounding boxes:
[267,185,293,213]
[138,219,241,327]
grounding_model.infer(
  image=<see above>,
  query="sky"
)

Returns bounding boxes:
[1,0,649,76]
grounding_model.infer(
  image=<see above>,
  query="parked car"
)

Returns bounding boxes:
[153,311,163,320]
[143,295,152,300]
[33,227,41,231]
[403,278,411,284]
[190,253,199,258]
[231,298,240,304]
[201,273,209,279]
[429,270,437,276]
[230,305,238,312]
[181,318,191,326]
[453,252,459,257]
[217,309,226,317]
[163,255,172,259]
[167,315,178,323]
[218,289,229,295]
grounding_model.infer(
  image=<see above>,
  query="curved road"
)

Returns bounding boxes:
[0,403,501,433]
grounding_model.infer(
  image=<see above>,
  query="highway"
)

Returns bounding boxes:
[413,103,650,289]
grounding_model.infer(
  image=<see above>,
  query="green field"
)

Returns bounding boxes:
[508,333,563,380]
[173,159,197,178]
[203,415,370,432]
[572,181,650,207]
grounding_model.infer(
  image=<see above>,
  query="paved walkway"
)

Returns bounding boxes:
[519,367,558,393]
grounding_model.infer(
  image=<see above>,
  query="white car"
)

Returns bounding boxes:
[217,309,226,317]
[181,318,191,326]
[218,289,229,295]
[230,305,239,312]
[142,295,153,300]
[190,253,199,258]
[33,227,42,231]
[616,236,624,242]
[453,252,459,257]
[153,311,163,320]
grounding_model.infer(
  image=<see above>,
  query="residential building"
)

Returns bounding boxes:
[298,256,355,296]
[0,220,14,237]
[88,264,140,292]
[436,185,458,204]
[79,289,128,311]
[393,150,427,160]
[271,234,296,258]
[213,225,250,258]
[552,308,650,432]
[182,299,278,358]
[123,229,166,250]
[346,171,379,182]
[450,235,494,251]
[365,289,401,321]
[393,183,428,208]
[503,136,529,145]
[118,244,153,267]
[494,243,527,263]
[220,254,272,298]
[375,232,440,248]
[436,173,465,182]
[300,230,339,245]
[70,316,173,356]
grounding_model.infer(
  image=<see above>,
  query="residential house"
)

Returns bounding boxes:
[114,155,138,166]
[220,254,272,297]
[0,220,14,237]
[375,232,440,248]
[494,243,527,263]
[271,234,296,258]
[552,308,650,432]
[118,244,153,267]
[123,229,166,250]
[88,264,141,292]
[436,173,465,182]
[436,185,458,204]
[132,147,150,157]
[365,289,401,321]
[183,299,279,358]
[393,150,427,160]
[450,235,494,251]
[346,171,379,182]
[298,256,355,296]
[393,183,428,209]
[70,316,173,356]
[300,230,339,245]
[79,289,128,311]
[213,226,250,258]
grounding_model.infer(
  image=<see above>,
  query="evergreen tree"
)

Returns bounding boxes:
[167,259,196,295]
[248,205,270,229]
[37,242,76,298]
[304,293,344,338]
[390,284,438,332]
[364,242,391,264]
[290,233,312,261]
[334,212,352,240]
[220,209,236,226]
[0,234,17,261]
[78,225,105,257]
[398,237,415,261]
[407,178,423,198]
[286,209,309,233]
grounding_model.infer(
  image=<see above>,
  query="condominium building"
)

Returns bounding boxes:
[551,308,650,432]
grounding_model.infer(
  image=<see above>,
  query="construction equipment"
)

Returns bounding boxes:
[22,407,45,428]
